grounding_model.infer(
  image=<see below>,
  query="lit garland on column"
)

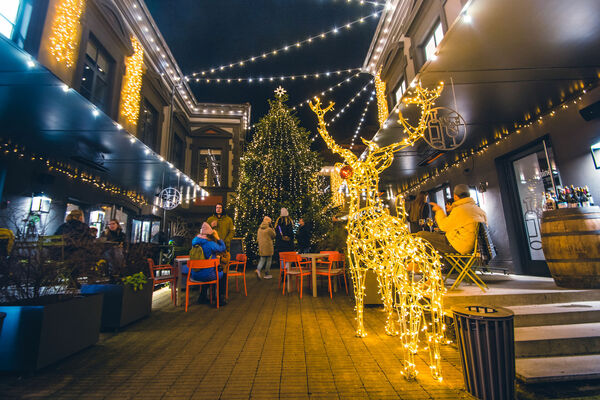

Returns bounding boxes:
[49,0,86,68]
[119,36,144,126]
[309,82,446,381]
[374,69,388,128]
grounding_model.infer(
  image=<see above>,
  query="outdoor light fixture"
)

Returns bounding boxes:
[30,193,51,213]
[590,141,600,169]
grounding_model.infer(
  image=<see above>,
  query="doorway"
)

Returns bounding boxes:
[497,136,561,276]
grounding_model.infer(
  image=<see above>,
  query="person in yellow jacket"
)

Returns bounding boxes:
[207,203,234,252]
[416,184,487,255]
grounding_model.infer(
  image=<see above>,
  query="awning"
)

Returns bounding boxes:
[0,36,199,205]
[372,0,600,185]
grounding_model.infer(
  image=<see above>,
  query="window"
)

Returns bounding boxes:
[80,36,113,112]
[172,134,185,170]
[0,0,20,39]
[394,79,407,104]
[197,149,222,187]
[424,22,444,61]
[138,99,159,152]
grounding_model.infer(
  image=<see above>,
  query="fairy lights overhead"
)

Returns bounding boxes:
[189,68,361,84]
[328,81,373,124]
[350,94,375,146]
[48,0,86,68]
[187,11,382,78]
[291,72,365,110]
[119,36,144,126]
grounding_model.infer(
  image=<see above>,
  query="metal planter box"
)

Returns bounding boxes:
[0,294,103,372]
[80,281,152,331]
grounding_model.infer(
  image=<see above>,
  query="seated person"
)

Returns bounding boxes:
[416,184,487,255]
[191,222,227,306]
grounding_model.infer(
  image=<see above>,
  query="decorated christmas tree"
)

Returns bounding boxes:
[233,87,333,258]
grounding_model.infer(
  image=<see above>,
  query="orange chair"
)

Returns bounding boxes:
[147,258,177,305]
[315,251,348,298]
[278,251,298,288]
[186,259,220,311]
[282,253,312,298]
[226,254,247,299]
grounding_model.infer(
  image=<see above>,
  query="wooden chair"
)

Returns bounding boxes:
[278,251,298,288]
[442,223,488,291]
[282,253,311,298]
[186,259,220,311]
[315,251,348,298]
[147,258,177,305]
[226,254,247,299]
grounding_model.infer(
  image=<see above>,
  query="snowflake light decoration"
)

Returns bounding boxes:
[159,187,181,210]
[274,86,287,98]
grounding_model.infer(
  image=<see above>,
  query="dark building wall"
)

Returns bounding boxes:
[405,86,600,273]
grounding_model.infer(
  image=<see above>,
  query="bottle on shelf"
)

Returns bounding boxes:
[556,187,568,209]
[585,186,594,206]
[544,192,556,211]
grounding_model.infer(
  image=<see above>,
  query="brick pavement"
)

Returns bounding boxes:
[0,271,473,399]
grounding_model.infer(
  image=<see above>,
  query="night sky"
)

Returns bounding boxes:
[144,0,381,153]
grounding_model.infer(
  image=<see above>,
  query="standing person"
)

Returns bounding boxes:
[192,222,228,306]
[296,217,312,254]
[256,216,275,280]
[101,219,126,244]
[416,184,487,255]
[408,191,431,233]
[275,208,294,253]
[55,209,89,239]
[207,203,234,252]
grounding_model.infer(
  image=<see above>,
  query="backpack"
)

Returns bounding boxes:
[189,245,205,260]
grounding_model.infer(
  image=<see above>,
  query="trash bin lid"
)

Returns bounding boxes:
[451,304,513,320]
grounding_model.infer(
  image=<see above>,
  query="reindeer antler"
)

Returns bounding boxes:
[309,98,357,164]
[397,82,444,147]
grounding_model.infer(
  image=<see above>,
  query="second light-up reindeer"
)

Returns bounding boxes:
[309,82,446,380]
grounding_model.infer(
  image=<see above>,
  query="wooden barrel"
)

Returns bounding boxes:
[541,206,600,288]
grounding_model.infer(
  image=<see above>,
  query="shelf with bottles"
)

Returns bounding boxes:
[544,185,594,211]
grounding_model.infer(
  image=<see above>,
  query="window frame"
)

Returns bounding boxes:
[423,21,444,62]
[79,35,114,113]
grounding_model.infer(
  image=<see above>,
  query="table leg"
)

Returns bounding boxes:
[312,259,317,297]
[176,261,183,307]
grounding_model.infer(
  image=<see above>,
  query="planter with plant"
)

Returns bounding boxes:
[0,240,103,372]
[80,243,153,331]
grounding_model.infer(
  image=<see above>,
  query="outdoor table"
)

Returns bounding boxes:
[299,253,329,297]
[174,256,189,306]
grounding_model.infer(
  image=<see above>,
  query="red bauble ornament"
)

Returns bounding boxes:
[339,165,353,179]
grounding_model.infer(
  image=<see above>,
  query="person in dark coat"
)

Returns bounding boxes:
[275,208,295,253]
[101,219,126,244]
[296,217,311,254]
[55,209,89,239]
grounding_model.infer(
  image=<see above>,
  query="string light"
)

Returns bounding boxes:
[309,82,446,381]
[350,93,375,146]
[374,69,388,127]
[119,36,144,126]
[190,68,361,84]
[187,12,382,77]
[48,0,86,68]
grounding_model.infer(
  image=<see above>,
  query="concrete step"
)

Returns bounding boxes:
[516,354,600,383]
[507,301,600,327]
[515,323,600,357]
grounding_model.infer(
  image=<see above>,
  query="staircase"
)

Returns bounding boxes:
[444,275,600,383]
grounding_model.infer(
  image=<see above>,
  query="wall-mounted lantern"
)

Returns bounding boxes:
[591,141,600,169]
[30,193,51,213]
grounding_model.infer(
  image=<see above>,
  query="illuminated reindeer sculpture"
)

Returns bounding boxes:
[310,82,446,380]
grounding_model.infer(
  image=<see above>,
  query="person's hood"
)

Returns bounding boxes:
[260,216,272,229]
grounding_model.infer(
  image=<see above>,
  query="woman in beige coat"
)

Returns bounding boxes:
[256,216,276,279]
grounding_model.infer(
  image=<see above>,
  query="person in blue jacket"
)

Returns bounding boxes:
[191,222,228,306]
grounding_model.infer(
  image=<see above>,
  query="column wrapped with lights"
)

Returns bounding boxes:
[309,81,446,381]
[49,0,86,68]
[374,69,388,128]
[119,36,144,127]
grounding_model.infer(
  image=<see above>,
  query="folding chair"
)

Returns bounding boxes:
[278,251,297,288]
[442,223,488,291]
[282,253,311,298]
[226,254,247,299]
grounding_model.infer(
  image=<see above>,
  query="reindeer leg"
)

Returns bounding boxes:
[376,269,398,336]
[348,253,368,337]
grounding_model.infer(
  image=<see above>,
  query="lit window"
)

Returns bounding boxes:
[395,79,406,104]
[197,149,222,187]
[0,0,21,39]
[424,22,444,61]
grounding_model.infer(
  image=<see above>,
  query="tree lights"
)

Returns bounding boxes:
[49,0,86,68]
[119,36,144,126]
[309,81,446,381]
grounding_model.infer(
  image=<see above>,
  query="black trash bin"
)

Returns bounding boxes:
[452,305,515,400]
